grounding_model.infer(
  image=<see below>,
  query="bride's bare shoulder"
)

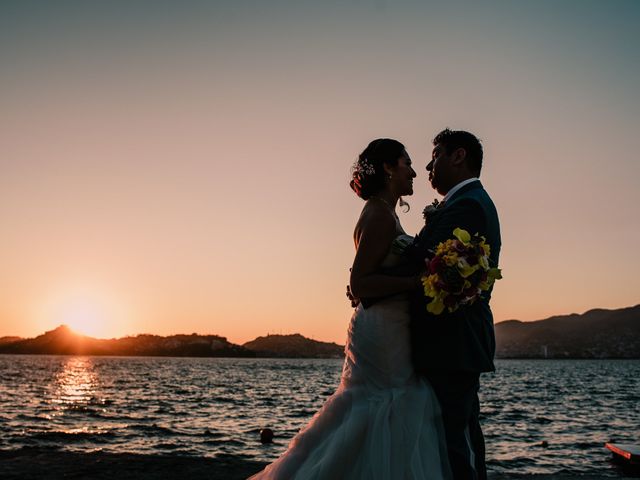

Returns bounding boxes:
[353,201,396,245]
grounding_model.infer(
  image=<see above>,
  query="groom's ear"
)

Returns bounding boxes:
[451,147,467,167]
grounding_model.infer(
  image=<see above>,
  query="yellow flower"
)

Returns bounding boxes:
[457,257,479,278]
[427,296,445,315]
[436,239,455,256]
[479,268,502,291]
[453,228,471,244]
[443,252,459,267]
[488,268,502,281]
[421,274,438,298]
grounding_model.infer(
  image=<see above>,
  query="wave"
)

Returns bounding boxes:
[21,429,117,443]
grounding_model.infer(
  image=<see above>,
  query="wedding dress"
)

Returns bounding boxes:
[249,235,451,480]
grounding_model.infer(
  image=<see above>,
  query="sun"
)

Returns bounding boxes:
[42,285,129,339]
[61,299,108,338]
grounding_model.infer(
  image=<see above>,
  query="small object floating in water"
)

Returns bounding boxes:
[260,428,274,444]
[605,443,640,465]
[540,441,549,448]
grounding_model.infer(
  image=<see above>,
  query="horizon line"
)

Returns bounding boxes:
[2,302,638,342]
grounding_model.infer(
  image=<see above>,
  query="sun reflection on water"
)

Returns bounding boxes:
[51,357,100,414]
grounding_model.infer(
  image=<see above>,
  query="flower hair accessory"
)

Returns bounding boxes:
[351,157,376,176]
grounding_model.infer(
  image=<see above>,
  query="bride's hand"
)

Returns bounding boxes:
[346,285,360,308]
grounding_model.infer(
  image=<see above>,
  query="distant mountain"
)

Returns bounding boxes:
[0,336,22,346]
[495,305,640,358]
[0,325,254,358]
[243,334,344,358]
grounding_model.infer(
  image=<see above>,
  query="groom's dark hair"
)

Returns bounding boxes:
[433,129,483,176]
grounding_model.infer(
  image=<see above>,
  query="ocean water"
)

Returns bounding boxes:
[0,355,638,476]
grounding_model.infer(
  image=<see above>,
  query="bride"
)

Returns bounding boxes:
[249,139,451,479]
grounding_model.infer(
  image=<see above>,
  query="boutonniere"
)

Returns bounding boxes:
[422,199,442,223]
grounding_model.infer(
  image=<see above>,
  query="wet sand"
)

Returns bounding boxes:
[0,447,637,479]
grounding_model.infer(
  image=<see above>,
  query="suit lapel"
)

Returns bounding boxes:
[415,180,484,253]
[445,179,482,204]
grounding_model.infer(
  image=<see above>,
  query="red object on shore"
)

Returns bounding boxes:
[605,443,640,464]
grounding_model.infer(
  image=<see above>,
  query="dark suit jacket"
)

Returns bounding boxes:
[408,180,501,373]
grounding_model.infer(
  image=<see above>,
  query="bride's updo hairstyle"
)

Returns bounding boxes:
[350,138,405,200]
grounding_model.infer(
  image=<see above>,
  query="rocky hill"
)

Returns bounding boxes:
[243,334,344,358]
[0,326,344,358]
[495,304,640,358]
[0,325,254,357]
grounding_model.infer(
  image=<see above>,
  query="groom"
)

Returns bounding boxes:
[408,129,501,480]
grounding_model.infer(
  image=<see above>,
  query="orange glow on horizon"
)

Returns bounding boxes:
[35,284,133,340]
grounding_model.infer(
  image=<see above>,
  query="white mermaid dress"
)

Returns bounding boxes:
[249,235,451,479]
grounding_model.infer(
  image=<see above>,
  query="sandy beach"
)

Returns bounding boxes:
[1,447,637,480]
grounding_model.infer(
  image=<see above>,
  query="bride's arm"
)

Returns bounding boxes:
[349,207,419,299]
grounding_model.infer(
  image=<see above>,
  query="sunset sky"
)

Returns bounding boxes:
[1,1,639,343]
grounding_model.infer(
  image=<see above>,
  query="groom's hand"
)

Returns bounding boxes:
[346,285,360,308]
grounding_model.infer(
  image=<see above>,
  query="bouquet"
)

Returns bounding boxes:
[421,228,502,315]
